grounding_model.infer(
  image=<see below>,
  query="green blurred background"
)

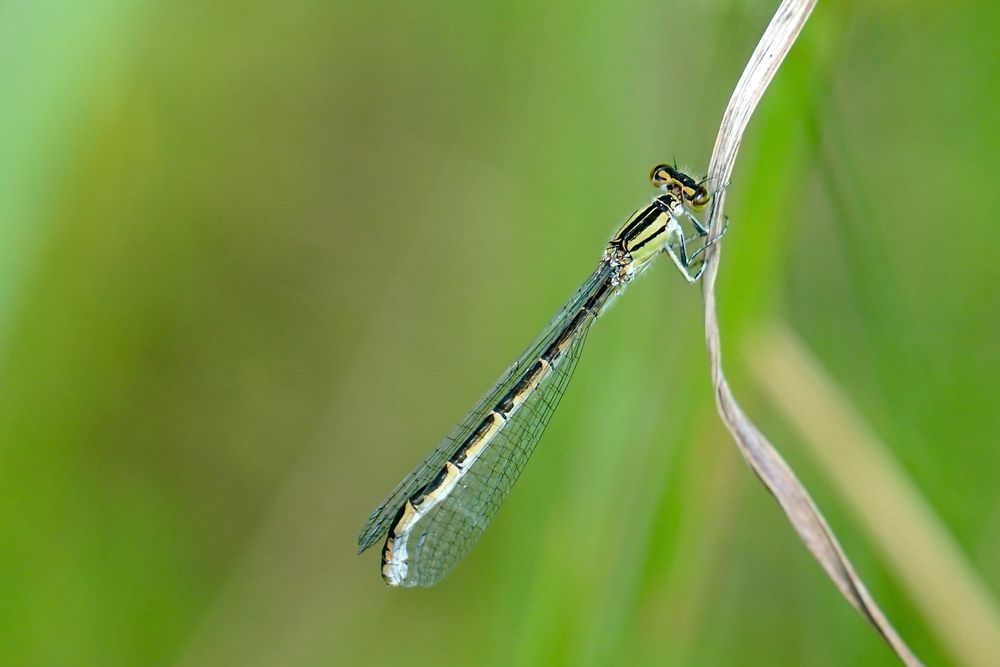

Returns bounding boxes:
[2,1,998,665]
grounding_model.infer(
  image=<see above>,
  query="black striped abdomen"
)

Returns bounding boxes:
[381,272,619,585]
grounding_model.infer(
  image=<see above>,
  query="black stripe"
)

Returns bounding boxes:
[627,223,667,253]
[412,465,449,508]
[616,205,656,245]
[450,413,499,467]
[541,309,590,365]
[496,360,548,417]
[623,207,668,246]
[652,193,677,213]
[385,503,407,541]
[583,277,615,315]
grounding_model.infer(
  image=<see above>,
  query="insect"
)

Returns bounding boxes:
[357,164,726,587]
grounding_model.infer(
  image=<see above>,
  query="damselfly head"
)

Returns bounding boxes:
[650,163,710,210]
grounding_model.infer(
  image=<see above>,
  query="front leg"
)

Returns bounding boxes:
[687,215,731,263]
[684,209,710,237]
[662,219,703,284]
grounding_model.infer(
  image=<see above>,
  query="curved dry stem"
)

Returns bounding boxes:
[696,1,922,664]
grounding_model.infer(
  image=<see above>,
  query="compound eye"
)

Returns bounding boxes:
[650,164,673,188]
[689,186,710,209]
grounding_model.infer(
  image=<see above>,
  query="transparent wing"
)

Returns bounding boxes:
[397,326,591,586]
[357,262,610,554]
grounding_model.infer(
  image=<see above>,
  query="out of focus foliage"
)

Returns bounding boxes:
[1,1,997,665]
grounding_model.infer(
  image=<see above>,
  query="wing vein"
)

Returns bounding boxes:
[357,261,613,569]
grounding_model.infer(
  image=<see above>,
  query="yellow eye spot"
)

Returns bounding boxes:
[650,164,672,188]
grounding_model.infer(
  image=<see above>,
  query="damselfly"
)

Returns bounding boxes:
[358,164,725,587]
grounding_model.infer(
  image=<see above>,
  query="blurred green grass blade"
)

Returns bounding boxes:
[749,324,1000,667]
[0,0,145,354]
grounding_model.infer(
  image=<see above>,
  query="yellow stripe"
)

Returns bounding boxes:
[460,411,507,464]
[504,360,549,411]
[621,211,669,254]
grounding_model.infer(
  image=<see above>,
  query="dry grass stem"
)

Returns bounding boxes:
[695,0,922,664]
